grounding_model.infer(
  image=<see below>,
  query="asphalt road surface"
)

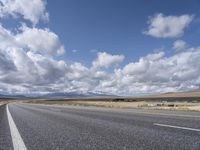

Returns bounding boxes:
[0,103,200,150]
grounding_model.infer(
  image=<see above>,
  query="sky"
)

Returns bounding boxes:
[0,0,200,95]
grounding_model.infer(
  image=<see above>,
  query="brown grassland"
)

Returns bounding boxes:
[2,89,200,111]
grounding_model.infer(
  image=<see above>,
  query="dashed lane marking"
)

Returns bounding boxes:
[7,105,27,150]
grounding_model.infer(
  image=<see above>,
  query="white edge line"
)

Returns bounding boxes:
[154,123,200,132]
[6,104,27,150]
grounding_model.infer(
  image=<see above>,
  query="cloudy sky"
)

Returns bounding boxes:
[0,0,200,95]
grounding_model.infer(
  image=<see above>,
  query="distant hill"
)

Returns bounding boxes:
[1,89,200,100]
[156,89,200,98]
[118,89,200,102]
[39,92,115,99]
[0,94,27,99]
[125,89,200,99]
[39,92,86,99]
[0,92,115,99]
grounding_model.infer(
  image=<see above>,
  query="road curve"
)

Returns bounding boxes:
[1,103,200,150]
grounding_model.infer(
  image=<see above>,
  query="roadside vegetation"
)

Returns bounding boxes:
[26,98,200,111]
[0,100,10,106]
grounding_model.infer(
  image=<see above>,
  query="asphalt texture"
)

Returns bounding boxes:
[1,103,200,150]
[0,105,13,150]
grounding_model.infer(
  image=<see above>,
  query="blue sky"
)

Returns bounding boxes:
[45,0,200,65]
[0,0,200,95]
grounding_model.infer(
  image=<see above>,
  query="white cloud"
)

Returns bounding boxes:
[92,52,124,69]
[1,23,200,95]
[0,1,199,96]
[0,22,200,95]
[16,25,65,56]
[144,13,193,38]
[111,49,200,95]
[68,62,89,80]
[173,40,187,51]
[0,0,48,25]
[72,49,78,53]
[122,52,165,75]
[0,49,16,74]
[0,24,67,91]
[0,24,18,49]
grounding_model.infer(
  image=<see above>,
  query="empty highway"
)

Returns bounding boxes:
[0,103,200,150]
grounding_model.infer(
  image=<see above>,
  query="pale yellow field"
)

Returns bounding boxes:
[0,100,13,106]
[0,101,7,106]
[62,101,200,111]
[27,100,200,111]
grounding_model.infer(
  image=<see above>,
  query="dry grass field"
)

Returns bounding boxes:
[26,99,200,111]
[3,89,200,111]
[0,99,20,106]
[0,100,9,106]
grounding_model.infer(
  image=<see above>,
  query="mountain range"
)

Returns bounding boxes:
[1,89,200,100]
[0,92,115,99]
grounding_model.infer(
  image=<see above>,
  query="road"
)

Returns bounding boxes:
[0,103,200,150]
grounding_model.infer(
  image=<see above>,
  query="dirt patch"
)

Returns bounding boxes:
[0,99,18,106]
[0,101,9,106]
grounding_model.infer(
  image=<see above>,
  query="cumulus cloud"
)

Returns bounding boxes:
[0,24,18,49]
[173,40,187,51]
[0,50,16,74]
[1,21,200,95]
[109,49,200,95]
[16,25,65,56]
[144,13,193,38]
[0,0,48,25]
[122,52,165,76]
[0,24,67,93]
[92,52,124,69]
[0,18,200,95]
[0,1,199,95]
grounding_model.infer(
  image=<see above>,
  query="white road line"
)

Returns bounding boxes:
[6,105,27,150]
[154,123,200,132]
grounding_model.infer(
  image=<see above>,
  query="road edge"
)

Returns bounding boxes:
[7,104,27,150]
